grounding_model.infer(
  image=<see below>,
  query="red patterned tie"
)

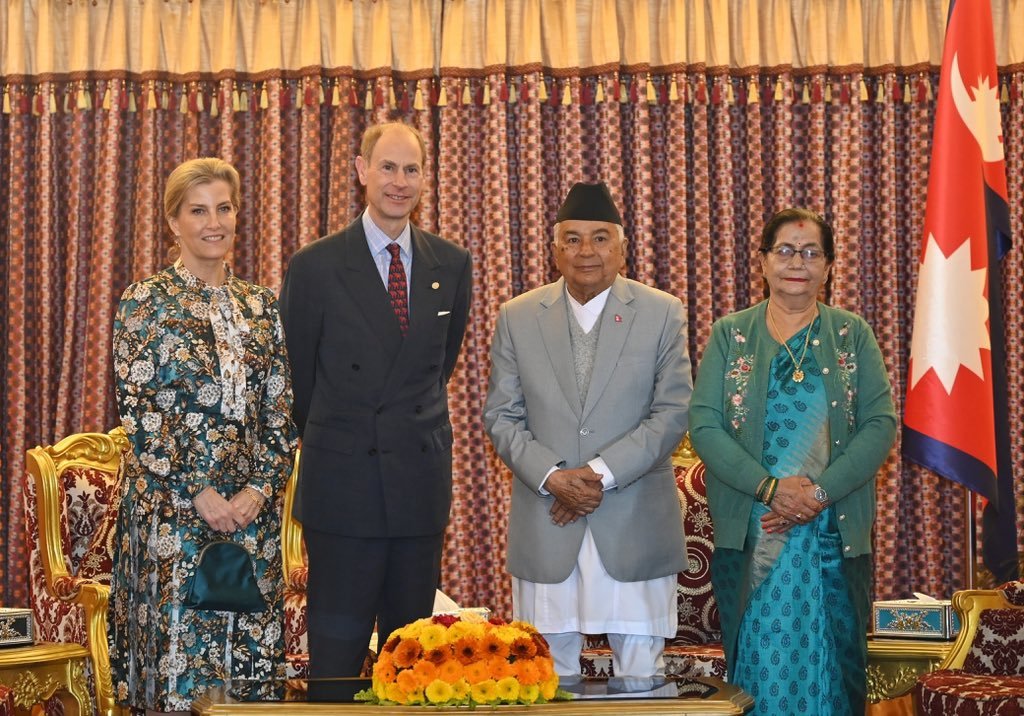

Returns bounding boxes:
[386,243,409,336]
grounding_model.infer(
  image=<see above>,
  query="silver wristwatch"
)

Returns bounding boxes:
[813,485,829,504]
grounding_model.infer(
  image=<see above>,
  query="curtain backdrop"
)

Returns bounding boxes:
[2,0,1023,618]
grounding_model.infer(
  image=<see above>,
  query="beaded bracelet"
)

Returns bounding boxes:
[243,488,263,507]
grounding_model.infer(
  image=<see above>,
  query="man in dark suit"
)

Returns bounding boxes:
[279,122,472,678]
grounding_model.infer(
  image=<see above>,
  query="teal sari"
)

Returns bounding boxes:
[712,319,871,714]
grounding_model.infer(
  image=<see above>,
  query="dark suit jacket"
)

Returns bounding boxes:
[279,216,472,537]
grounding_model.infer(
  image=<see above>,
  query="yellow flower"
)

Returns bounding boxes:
[405,687,425,704]
[418,623,448,650]
[469,678,499,704]
[384,682,407,704]
[540,676,558,700]
[451,679,470,700]
[496,676,520,702]
[425,679,454,704]
[520,683,540,703]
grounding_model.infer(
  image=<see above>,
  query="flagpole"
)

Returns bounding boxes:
[964,489,976,590]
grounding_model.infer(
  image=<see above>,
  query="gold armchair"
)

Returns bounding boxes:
[26,428,129,716]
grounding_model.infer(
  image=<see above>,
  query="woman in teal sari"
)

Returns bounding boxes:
[689,208,896,714]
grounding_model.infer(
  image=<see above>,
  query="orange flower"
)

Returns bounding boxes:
[535,657,554,682]
[453,636,481,664]
[437,658,464,684]
[513,658,540,685]
[392,638,423,669]
[374,659,397,684]
[540,676,557,700]
[510,636,538,659]
[423,645,453,665]
[396,669,419,693]
[463,660,489,684]
[413,659,439,687]
[481,632,510,659]
[487,656,515,680]
[532,633,551,657]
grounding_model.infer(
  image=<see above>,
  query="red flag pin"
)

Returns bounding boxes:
[614,314,622,323]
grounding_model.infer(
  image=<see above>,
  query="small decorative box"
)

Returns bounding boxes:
[0,607,34,647]
[873,596,960,640]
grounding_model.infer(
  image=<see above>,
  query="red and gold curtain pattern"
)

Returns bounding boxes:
[2,0,1024,617]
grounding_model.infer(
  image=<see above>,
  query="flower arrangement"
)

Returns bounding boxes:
[355,612,568,706]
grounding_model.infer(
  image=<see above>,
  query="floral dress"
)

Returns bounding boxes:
[108,261,297,712]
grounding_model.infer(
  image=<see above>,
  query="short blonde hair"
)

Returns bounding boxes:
[164,158,241,220]
[359,122,427,165]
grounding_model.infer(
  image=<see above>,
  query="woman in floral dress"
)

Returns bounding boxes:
[689,208,897,714]
[109,158,297,714]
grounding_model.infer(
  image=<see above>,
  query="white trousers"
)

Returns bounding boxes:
[545,631,666,678]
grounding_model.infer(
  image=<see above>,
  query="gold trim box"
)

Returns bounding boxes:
[0,607,34,647]
[872,598,960,640]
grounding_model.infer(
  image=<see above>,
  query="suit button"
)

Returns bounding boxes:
[579,428,591,436]
[368,448,377,456]
[352,364,360,371]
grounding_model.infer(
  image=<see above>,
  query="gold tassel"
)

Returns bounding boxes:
[773,78,784,102]
[232,89,241,112]
[461,81,471,105]
[318,85,325,105]
[64,91,72,113]
[876,79,885,104]
[77,86,89,109]
[161,89,170,110]
[926,78,934,102]
[414,85,425,110]
[562,81,572,105]
[437,84,448,107]
[801,82,810,104]
[509,79,518,104]
[903,77,911,103]
[1001,82,1010,104]
[859,78,868,102]
[483,81,491,105]
[2,89,10,114]
[239,90,249,112]
[102,86,112,110]
[210,93,218,117]
[260,86,270,109]
[197,91,205,113]
[49,91,58,113]
[646,76,656,104]
[331,84,340,106]
[669,77,679,102]
[389,85,397,109]
[619,79,629,103]
[538,78,548,103]
[148,87,158,110]
[824,82,833,103]
[725,80,735,105]
[748,78,759,104]
[179,92,188,113]
[595,81,605,103]
[128,91,137,112]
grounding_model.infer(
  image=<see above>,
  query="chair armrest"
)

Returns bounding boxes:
[935,587,1013,671]
[282,451,304,589]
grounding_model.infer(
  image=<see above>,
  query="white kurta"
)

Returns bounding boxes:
[512,287,678,638]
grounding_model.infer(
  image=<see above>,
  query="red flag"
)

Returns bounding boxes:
[903,0,1017,581]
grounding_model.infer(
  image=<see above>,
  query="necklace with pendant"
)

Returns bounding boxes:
[767,302,815,383]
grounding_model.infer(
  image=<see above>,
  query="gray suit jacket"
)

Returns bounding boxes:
[484,276,691,583]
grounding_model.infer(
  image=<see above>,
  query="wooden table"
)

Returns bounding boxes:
[0,642,91,716]
[193,677,753,715]
[865,637,953,715]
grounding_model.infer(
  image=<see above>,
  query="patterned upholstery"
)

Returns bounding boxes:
[0,684,11,716]
[24,429,129,716]
[579,446,726,680]
[916,580,1024,714]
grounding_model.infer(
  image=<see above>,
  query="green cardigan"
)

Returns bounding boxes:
[689,301,897,558]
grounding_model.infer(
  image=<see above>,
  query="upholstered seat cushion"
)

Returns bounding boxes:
[915,670,1024,714]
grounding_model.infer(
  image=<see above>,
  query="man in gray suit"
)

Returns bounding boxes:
[280,122,472,678]
[484,182,691,679]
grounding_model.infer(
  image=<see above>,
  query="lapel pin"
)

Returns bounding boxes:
[614,314,622,323]
[431,282,440,289]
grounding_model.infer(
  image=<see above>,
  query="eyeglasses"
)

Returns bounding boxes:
[766,245,826,262]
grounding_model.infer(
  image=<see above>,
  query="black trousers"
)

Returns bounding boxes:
[304,528,444,678]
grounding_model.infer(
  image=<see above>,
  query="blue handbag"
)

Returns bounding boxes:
[183,540,266,613]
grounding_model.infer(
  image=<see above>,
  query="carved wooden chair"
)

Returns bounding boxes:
[25,429,129,716]
[579,434,727,679]
[914,580,1024,713]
